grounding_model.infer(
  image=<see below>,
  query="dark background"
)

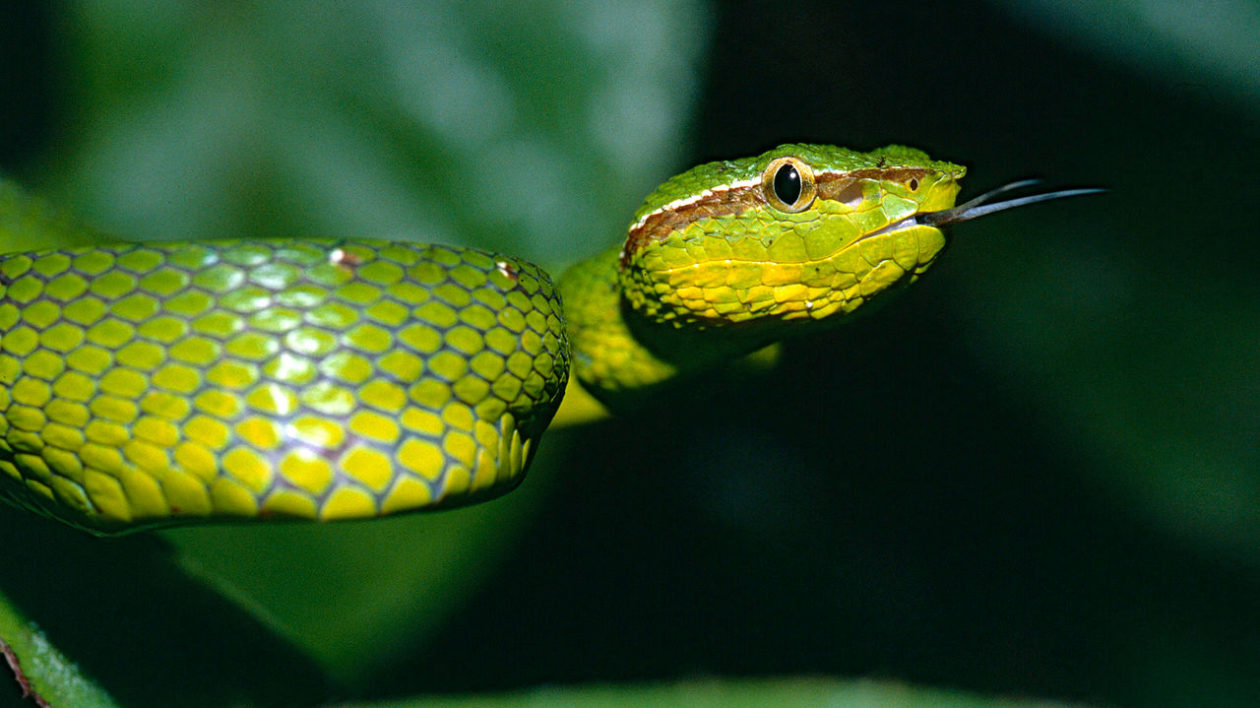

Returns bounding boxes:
[2,2,1258,707]
[404,3,1260,706]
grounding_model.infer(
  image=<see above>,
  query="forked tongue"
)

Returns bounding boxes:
[920,180,1104,227]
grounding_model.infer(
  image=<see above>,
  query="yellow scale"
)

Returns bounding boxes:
[0,239,567,532]
[0,143,1097,534]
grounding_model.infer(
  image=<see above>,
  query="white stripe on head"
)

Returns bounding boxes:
[627,168,854,234]
[628,177,760,233]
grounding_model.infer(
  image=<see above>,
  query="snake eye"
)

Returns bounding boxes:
[762,157,817,213]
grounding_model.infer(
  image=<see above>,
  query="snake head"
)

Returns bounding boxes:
[618,143,1096,332]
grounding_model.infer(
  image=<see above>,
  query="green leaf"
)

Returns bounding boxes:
[333,678,1089,708]
[0,588,119,708]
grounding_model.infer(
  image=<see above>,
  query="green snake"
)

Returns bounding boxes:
[0,144,1095,534]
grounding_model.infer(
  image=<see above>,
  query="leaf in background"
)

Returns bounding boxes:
[52,2,707,270]
[0,181,97,253]
[31,0,710,683]
[995,0,1260,115]
[334,678,1089,708]
[957,0,1260,566]
[0,589,119,708]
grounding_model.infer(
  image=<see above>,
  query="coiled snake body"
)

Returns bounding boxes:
[0,144,1094,534]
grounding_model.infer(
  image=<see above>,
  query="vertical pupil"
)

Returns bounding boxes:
[773,164,802,206]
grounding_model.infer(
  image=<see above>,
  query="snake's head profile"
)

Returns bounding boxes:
[617,143,1098,332]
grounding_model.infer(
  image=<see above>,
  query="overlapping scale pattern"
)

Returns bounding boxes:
[0,240,568,533]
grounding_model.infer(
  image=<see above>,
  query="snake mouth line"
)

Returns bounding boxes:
[857,213,921,243]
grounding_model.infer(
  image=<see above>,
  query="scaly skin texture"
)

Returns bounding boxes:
[0,240,567,533]
[0,143,976,533]
[561,143,964,403]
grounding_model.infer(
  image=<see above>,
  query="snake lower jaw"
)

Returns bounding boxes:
[0,144,1099,532]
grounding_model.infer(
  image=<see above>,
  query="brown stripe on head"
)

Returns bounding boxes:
[620,182,762,267]
[619,166,935,268]
[814,167,932,203]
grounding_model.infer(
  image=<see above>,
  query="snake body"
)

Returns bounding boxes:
[0,144,1094,534]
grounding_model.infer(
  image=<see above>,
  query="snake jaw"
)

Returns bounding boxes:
[619,162,965,330]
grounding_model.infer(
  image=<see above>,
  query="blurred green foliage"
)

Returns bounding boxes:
[338,678,1086,708]
[1,1,1258,707]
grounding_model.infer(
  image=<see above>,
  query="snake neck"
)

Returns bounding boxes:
[557,247,773,409]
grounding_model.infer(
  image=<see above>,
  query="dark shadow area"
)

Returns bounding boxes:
[0,513,333,708]
[0,4,56,175]
[384,287,1260,708]
[376,2,1260,708]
